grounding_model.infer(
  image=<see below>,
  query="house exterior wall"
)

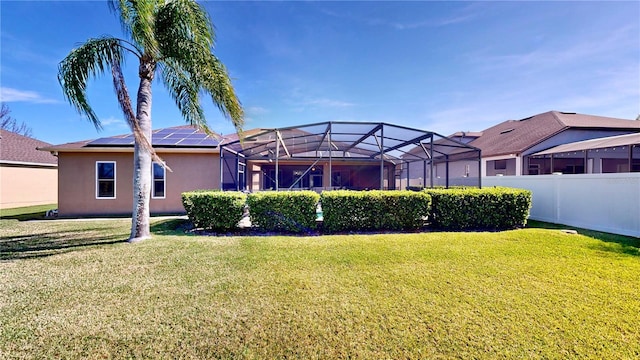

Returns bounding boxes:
[401,159,480,188]
[57,151,219,217]
[481,155,521,176]
[0,164,58,209]
[485,158,517,176]
[480,130,639,176]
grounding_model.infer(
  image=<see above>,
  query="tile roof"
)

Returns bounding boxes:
[0,129,58,165]
[469,111,640,157]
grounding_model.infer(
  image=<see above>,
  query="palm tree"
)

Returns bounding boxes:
[58,0,243,242]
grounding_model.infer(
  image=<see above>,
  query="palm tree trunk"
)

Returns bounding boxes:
[129,60,155,242]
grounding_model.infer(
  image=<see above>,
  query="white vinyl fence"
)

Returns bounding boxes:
[483,173,640,237]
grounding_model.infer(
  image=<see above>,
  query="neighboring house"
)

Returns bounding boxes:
[40,123,480,217]
[402,111,640,187]
[471,111,640,176]
[0,129,58,209]
[527,132,640,174]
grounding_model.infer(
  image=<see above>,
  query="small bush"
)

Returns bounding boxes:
[247,191,320,233]
[424,187,532,230]
[321,190,432,233]
[182,190,246,231]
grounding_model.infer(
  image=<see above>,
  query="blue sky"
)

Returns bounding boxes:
[1,1,638,145]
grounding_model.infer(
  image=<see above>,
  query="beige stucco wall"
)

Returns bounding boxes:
[58,151,220,217]
[0,164,58,209]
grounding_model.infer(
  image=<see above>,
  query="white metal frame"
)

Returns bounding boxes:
[95,161,116,199]
[151,162,166,199]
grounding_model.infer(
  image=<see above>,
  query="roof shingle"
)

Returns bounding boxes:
[0,129,58,165]
[469,111,640,157]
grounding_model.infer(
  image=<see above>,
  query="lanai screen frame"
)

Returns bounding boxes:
[219,121,482,191]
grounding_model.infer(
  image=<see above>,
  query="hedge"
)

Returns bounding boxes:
[247,191,320,233]
[423,187,532,230]
[181,190,246,231]
[320,190,432,233]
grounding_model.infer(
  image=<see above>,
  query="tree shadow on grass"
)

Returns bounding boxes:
[0,223,129,261]
[526,220,640,257]
[149,218,194,236]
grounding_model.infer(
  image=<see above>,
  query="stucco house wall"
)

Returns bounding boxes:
[0,129,58,209]
[0,163,58,208]
[57,151,220,217]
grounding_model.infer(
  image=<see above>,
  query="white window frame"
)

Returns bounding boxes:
[152,162,166,199]
[96,161,116,199]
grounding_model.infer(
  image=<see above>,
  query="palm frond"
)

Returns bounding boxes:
[160,45,244,133]
[109,0,159,56]
[108,0,133,34]
[155,0,216,60]
[158,61,208,132]
[154,0,243,134]
[110,60,137,130]
[200,54,245,133]
[58,37,125,129]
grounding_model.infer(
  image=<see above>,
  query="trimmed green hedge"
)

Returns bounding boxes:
[247,191,320,233]
[321,190,432,233]
[182,187,531,234]
[181,190,246,231]
[423,187,532,230]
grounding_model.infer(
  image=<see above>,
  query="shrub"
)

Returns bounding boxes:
[247,191,320,233]
[181,190,246,231]
[423,187,532,230]
[321,190,432,233]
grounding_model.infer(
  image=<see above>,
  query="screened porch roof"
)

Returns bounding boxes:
[220,121,480,163]
[532,133,640,156]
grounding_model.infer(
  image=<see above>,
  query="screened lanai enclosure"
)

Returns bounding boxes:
[218,122,481,192]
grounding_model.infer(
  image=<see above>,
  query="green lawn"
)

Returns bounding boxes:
[0,204,57,221]
[1,218,639,358]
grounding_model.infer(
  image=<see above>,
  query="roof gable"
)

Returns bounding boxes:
[0,129,58,165]
[554,112,640,128]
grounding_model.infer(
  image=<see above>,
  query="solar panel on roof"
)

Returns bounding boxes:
[159,128,194,134]
[84,127,218,148]
[153,139,178,145]
[88,137,135,146]
[175,139,204,146]
[159,136,185,140]
[153,129,172,137]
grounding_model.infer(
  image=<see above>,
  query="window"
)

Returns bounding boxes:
[494,159,507,170]
[96,161,116,199]
[152,162,166,198]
